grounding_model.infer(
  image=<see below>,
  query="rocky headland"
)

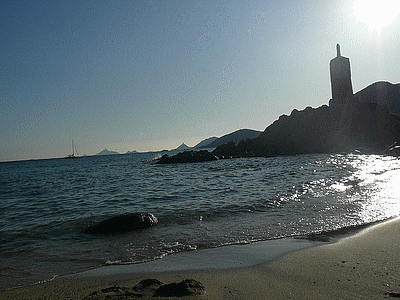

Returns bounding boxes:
[156,150,219,164]
[213,82,400,159]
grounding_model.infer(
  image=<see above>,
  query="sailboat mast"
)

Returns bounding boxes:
[66,139,78,158]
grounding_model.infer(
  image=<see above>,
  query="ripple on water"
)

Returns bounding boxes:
[1,153,400,291]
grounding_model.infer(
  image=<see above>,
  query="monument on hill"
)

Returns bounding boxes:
[329,44,353,104]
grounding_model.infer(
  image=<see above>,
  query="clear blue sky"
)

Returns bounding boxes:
[1,0,399,161]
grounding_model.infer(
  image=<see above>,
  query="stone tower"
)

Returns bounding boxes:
[329,44,353,103]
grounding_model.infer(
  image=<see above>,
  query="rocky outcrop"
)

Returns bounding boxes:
[84,278,205,299]
[83,212,158,234]
[213,91,400,158]
[157,150,218,164]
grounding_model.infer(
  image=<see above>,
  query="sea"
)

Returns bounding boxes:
[1,152,400,291]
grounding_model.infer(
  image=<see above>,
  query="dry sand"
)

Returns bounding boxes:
[2,217,400,299]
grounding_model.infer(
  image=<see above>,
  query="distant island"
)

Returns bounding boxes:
[159,45,400,163]
[125,150,138,154]
[93,129,261,157]
[95,149,120,156]
[173,143,191,151]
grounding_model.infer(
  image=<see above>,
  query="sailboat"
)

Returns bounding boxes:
[66,140,79,158]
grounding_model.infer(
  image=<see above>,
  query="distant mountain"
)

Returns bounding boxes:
[125,150,138,154]
[355,81,400,116]
[194,137,218,148]
[96,149,120,156]
[173,143,190,151]
[205,129,262,148]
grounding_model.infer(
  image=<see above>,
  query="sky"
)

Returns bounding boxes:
[1,0,400,162]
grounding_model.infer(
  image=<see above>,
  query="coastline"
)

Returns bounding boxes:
[2,217,400,299]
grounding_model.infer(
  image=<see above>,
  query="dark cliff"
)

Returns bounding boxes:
[355,81,400,116]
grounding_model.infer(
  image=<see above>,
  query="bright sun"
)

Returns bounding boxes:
[353,0,400,33]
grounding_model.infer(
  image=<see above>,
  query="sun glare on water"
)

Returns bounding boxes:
[353,0,400,33]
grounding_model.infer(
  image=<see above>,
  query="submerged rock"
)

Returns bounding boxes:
[83,212,158,234]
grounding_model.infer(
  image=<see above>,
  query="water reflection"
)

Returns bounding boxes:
[347,155,400,223]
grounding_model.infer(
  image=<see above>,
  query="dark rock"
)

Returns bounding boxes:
[212,140,257,158]
[83,212,158,234]
[85,278,205,299]
[130,279,164,298]
[156,150,218,164]
[100,287,123,293]
[85,286,143,299]
[153,279,205,297]
[133,278,163,292]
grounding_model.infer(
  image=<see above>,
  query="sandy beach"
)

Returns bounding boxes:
[2,217,400,299]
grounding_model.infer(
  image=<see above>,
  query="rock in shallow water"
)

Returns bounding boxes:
[83,212,158,234]
[156,150,218,164]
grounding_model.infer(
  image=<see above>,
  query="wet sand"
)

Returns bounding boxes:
[2,217,400,299]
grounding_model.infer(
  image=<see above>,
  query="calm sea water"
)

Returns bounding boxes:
[1,153,400,290]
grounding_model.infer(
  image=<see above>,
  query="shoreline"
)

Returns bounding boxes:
[75,237,324,278]
[2,217,400,299]
[78,218,388,279]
